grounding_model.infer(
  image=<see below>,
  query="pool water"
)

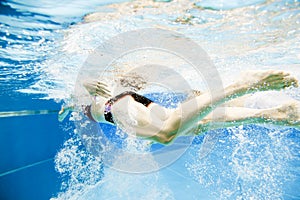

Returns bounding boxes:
[0,0,300,199]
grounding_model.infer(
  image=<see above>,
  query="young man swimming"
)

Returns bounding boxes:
[59,70,299,144]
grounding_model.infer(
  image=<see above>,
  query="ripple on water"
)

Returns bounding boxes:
[194,0,266,10]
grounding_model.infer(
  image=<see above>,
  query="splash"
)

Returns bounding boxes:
[187,125,300,199]
[52,134,104,200]
[52,120,177,200]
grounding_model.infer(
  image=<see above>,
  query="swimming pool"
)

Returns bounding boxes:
[0,0,299,199]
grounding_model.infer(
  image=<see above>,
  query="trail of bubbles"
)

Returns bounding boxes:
[77,168,175,200]
[187,125,300,199]
[52,133,104,200]
[52,125,176,200]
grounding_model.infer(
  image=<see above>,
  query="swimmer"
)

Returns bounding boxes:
[59,70,300,144]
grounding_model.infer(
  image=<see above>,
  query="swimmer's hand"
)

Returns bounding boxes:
[83,81,111,98]
[58,106,74,122]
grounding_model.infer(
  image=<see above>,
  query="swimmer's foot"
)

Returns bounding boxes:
[278,102,300,126]
[58,106,74,122]
[237,70,298,93]
[260,101,300,126]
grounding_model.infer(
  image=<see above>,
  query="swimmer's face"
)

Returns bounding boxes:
[90,96,108,123]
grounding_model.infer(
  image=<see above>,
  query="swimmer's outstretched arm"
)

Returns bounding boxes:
[155,70,298,143]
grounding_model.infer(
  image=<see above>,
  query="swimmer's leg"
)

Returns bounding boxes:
[221,94,252,107]
[195,101,300,134]
[186,90,251,108]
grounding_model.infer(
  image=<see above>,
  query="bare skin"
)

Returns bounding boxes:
[196,101,300,134]
[60,70,299,144]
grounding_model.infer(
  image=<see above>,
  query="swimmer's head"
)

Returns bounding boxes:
[90,96,110,123]
[83,80,114,124]
[90,96,116,125]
